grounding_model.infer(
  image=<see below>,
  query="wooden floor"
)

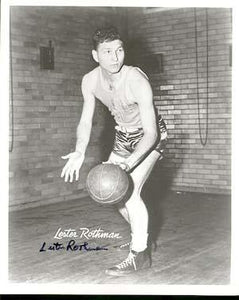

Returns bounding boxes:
[9,187,231,285]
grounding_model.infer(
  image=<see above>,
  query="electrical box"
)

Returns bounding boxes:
[40,40,54,70]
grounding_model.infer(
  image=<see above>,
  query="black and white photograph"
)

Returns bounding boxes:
[0,0,239,295]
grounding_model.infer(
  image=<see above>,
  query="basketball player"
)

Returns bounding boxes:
[61,26,167,276]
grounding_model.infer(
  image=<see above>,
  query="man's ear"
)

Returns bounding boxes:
[92,50,99,63]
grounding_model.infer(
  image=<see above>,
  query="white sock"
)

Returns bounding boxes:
[131,233,148,252]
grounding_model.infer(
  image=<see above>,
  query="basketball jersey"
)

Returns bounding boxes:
[93,65,148,129]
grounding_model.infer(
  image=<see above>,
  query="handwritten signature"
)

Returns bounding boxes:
[39,240,108,252]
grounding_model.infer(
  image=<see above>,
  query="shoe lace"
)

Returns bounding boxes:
[116,251,137,270]
[119,242,131,249]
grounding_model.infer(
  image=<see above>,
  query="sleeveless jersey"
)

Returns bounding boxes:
[93,65,148,129]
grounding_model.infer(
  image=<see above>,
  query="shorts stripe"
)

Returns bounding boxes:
[112,115,168,158]
[112,128,144,158]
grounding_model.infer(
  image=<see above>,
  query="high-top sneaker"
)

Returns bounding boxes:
[105,249,152,276]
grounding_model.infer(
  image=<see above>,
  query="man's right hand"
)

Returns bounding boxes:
[61,151,85,182]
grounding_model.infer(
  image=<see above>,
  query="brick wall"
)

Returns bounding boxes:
[9,7,123,210]
[127,7,232,194]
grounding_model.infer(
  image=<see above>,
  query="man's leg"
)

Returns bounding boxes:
[125,150,160,252]
[107,152,131,223]
[108,150,160,211]
[108,150,160,241]
[106,150,161,275]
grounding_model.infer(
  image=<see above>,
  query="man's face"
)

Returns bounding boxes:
[92,39,125,74]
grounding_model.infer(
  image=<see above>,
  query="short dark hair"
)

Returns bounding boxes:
[92,26,122,50]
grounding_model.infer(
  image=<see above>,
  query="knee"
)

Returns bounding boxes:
[130,175,143,193]
[125,192,142,209]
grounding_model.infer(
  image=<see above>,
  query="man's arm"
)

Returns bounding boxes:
[123,69,158,170]
[61,73,96,182]
[75,74,96,154]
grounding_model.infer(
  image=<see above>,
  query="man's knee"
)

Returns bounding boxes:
[129,175,144,192]
[124,192,142,208]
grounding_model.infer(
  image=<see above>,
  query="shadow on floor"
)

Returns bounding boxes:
[142,161,169,251]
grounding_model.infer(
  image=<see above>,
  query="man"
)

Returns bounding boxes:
[61,26,167,276]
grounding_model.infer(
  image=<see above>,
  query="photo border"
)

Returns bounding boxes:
[1,0,239,295]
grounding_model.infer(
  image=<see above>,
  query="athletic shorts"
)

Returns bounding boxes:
[112,115,167,159]
[112,127,144,158]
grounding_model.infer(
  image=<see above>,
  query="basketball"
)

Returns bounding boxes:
[86,163,130,205]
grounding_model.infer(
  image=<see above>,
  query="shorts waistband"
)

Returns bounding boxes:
[115,125,143,133]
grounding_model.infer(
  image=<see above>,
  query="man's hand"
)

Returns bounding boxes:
[118,162,131,172]
[61,151,85,182]
[102,160,131,172]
